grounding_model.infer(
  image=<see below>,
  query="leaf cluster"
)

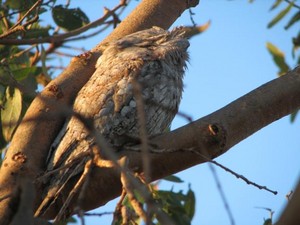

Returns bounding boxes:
[264,0,300,122]
[114,176,196,225]
[266,0,300,76]
[0,0,92,152]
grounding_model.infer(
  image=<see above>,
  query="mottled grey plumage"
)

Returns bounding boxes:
[36,26,189,218]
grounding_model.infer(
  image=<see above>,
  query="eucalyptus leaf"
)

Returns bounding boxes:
[12,67,36,81]
[285,11,300,30]
[163,175,184,183]
[263,218,273,225]
[267,1,294,28]
[269,0,283,11]
[290,110,298,123]
[184,187,196,220]
[266,42,289,75]
[4,0,35,10]
[1,87,22,142]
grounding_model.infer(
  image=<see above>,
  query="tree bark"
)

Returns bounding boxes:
[40,66,300,219]
[0,0,199,224]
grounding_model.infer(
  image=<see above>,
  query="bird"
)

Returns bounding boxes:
[35,26,190,220]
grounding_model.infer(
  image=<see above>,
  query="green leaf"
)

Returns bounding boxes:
[266,42,290,76]
[23,27,51,39]
[155,187,195,225]
[184,186,195,220]
[292,36,300,59]
[52,5,90,31]
[163,175,184,183]
[290,110,298,123]
[292,32,300,49]
[4,0,35,10]
[1,87,22,142]
[267,1,294,28]
[0,84,5,107]
[0,85,7,151]
[40,45,48,78]
[263,218,273,225]
[285,11,300,29]
[269,0,284,11]
[12,67,37,81]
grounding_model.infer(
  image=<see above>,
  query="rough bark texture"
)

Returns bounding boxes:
[0,0,199,224]
[1,0,299,224]
[43,66,300,218]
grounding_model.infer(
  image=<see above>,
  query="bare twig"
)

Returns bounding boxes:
[65,23,112,43]
[84,211,113,217]
[10,0,41,30]
[209,159,278,195]
[112,189,127,223]
[132,79,151,183]
[0,0,42,39]
[0,1,127,44]
[143,143,279,196]
[120,165,148,223]
[207,163,236,225]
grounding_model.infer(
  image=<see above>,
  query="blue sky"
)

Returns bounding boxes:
[41,1,300,224]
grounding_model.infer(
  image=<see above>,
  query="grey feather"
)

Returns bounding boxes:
[35,26,189,219]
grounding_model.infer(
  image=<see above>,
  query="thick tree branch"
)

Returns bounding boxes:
[40,66,300,218]
[0,0,199,224]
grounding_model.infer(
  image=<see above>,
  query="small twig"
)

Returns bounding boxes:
[284,0,300,9]
[209,159,278,195]
[0,0,42,39]
[207,163,236,225]
[177,110,193,123]
[132,78,151,183]
[188,8,197,27]
[11,0,41,29]
[65,23,112,43]
[84,211,114,217]
[165,147,278,195]
[61,45,86,52]
[53,50,76,58]
[112,189,127,223]
[0,1,127,44]
[118,160,175,225]
[0,0,53,20]
[120,166,148,223]
[286,190,293,201]
[129,140,279,196]
[76,209,85,225]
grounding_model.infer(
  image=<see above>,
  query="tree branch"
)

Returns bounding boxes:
[39,66,300,218]
[0,1,126,45]
[0,0,199,224]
